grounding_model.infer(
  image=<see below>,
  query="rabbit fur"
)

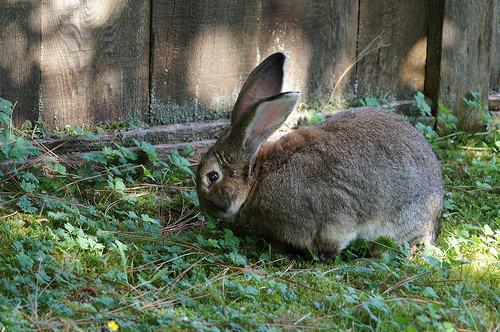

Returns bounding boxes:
[196,53,444,262]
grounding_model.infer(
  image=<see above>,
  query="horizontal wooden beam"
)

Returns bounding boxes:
[489,93,500,111]
[1,100,438,170]
[34,119,229,155]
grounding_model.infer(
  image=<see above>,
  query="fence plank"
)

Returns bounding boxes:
[150,0,358,125]
[0,1,41,125]
[437,0,494,130]
[257,1,358,102]
[356,0,429,98]
[491,0,500,90]
[151,0,259,125]
[40,0,150,129]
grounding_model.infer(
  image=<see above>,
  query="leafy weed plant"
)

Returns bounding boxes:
[0,96,498,331]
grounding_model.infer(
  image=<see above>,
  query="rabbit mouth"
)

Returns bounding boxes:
[200,197,232,219]
[199,197,241,221]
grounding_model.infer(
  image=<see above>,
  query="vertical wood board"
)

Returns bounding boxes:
[257,1,358,101]
[150,0,358,125]
[491,0,500,90]
[356,0,429,98]
[438,0,494,130]
[151,0,260,125]
[40,0,150,129]
[0,1,41,125]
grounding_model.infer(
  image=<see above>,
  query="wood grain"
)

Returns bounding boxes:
[356,0,429,98]
[40,0,150,129]
[150,0,358,125]
[257,1,358,101]
[151,0,260,125]
[29,119,229,155]
[437,0,494,130]
[491,0,500,90]
[0,1,41,125]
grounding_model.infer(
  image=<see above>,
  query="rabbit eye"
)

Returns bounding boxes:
[207,171,219,183]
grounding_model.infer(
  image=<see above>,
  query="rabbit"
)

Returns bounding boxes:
[196,52,444,262]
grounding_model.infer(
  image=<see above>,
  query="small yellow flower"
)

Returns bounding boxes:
[107,320,119,331]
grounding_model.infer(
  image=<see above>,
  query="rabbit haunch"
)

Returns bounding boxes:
[242,109,443,252]
[195,52,443,261]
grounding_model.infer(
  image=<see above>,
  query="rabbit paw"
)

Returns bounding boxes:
[318,251,337,264]
[314,236,343,263]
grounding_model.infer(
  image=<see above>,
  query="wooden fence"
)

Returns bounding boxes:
[1,0,499,130]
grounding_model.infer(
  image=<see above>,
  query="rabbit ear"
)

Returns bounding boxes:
[232,53,286,123]
[235,92,299,156]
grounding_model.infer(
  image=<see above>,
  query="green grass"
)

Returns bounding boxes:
[0,120,498,330]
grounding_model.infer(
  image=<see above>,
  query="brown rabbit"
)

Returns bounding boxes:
[196,53,444,262]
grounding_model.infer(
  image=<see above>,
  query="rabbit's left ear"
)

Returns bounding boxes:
[232,53,286,124]
[238,92,299,156]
